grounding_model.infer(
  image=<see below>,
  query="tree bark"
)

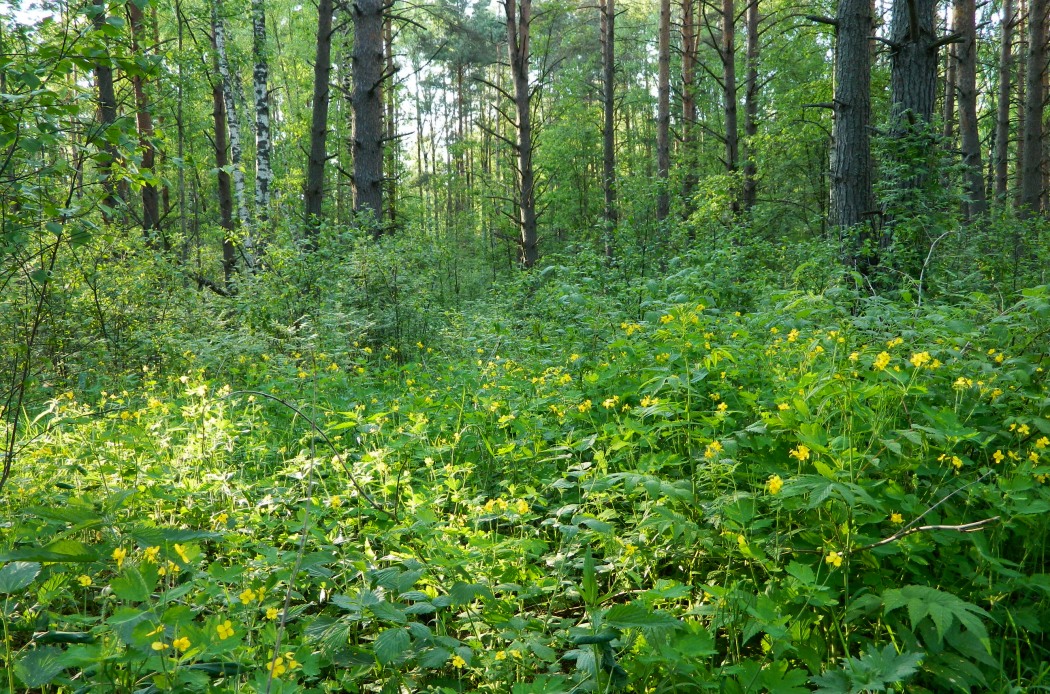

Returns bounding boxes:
[680,0,698,209]
[995,0,1015,199]
[212,79,237,286]
[890,0,938,129]
[955,0,987,218]
[830,0,873,253]
[351,0,385,228]
[742,0,759,211]
[1020,0,1047,216]
[722,0,739,207]
[128,0,162,247]
[506,0,538,267]
[91,0,120,223]
[656,0,670,222]
[252,0,273,225]
[213,0,250,237]
[600,0,617,245]
[304,0,333,241]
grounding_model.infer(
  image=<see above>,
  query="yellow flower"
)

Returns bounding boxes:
[269,656,287,677]
[112,547,127,569]
[951,456,963,469]
[993,450,1005,464]
[77,575,92,587]
[284,652,300,670]
[777,402,790,411]
[514,499,529,515]
[266,607,279,620]
[1036,436,1050,449]
[890,512,904,524]
[602,396,619,409]
[639,396,658,407]
[659,314,674,324]
[787,329,800,342]
[173,544,191,563]
[451,654,467,669]
[1017,424,1031,437]
[1030,451,1040,462]
[873,352,891,371]
[495,650,507,661]
[239,588,256,604]
[909,352,931,369]
[577,399,592,413]
[825,551,843,568]
[173,636,191,652]
[329,496,342,508]
[216,620,234,640]
[569,353,581,362]
[789,445,811,462]
[151,641,168,651]
[717,402,728,413]
[704,441,723,460]
[767,475,784,495]
[214,512,229,526]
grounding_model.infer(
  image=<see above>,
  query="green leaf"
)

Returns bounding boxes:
[0,561,40,594]
[111,566,157,602]
[448,581,491,606]
[14,646,67,687]
[0,540,98,563]
[604,603,682,632]
[374,627,410,665]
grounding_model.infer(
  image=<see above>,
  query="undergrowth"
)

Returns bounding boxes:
[2,244,1050,693]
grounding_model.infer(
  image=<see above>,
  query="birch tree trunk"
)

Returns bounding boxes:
[252,0,273,225]
[994,0,1015,199]
[213,1,250,235]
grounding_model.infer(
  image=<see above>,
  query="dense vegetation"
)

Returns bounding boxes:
[3,0,1050,691]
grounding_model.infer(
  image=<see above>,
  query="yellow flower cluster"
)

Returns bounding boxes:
[789,445,811,462]
[704,441,723,460]
[873,352,891,371]
[766,475,783,495]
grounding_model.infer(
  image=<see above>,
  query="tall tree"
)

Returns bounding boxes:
[721,0,739,205]
[680,0,699,208]
[1020,0,1047,215]
[656,0,670,222]
[889,0,937,129]
[90,0,120,223]
[955,0,986,218]
[351,0,385,227]
[213,1,250,234]
[212,77,237,286]
[304,0,334,239]
[994,0,1016,199]
[828,0,873,259]
[741,0,759,211]
[128,0,162,247]
[599,0,616,242]
[252,0,273,225]
[505,0,538,266]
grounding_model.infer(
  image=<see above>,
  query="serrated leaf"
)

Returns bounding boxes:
[417,647,450,669]
[604,603,682,632]
[128,527,222,546]
[374,627,410,665]
[0,561,40,593]
[449,581,491,605]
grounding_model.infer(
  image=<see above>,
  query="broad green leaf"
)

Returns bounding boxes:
[604,603,682,632]
[373,627,410,665]
[0,540,97,563]
[0,561,40,594]
[14,646,66,687]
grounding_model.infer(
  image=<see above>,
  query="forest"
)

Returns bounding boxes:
[1,0,1050,689]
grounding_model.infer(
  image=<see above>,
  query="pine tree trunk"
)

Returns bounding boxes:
[680,0,698,210]
[995,0,1016,200]
[304,0,333,241]
[600,0,617,247]
[91,0,120,223]
[955,0,987,218]
[252,0,273,225]
[1020,0,1047,215]
[742,0,759,211]
[656,0,671,222]
[128,0,162,247]
[722,0,739,206]
[830,0,873,240]
[506,0,538,266]
[351,0,385,228]
[890,0,938,129]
